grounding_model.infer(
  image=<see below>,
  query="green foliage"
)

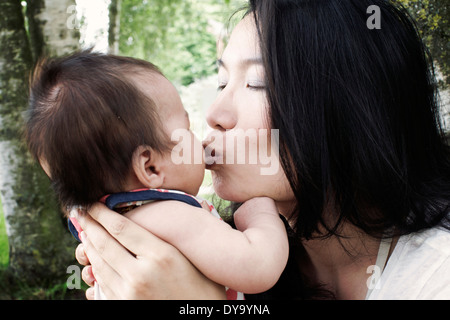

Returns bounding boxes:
[118,0,246,86]
[0,201,86,300]
[0,267,87,300]
[118,0,448,88]
[0,200,8,268]
[397,0,450,86]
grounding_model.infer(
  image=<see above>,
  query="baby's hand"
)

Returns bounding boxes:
[233,197,278,230]
[236,197,278,215]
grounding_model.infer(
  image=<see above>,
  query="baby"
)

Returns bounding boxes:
[25,50,288,299]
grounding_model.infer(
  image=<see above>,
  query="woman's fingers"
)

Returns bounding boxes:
[79,230,126,299]
[76,203,177,298]
[76,207,137,268]
[75,243,89,266]
[75,209,136,298]
[85,286,95,300]
[87,202,176,257]
[81,265,95,287]
[73,202,228,299]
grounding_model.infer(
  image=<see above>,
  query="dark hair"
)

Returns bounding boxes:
[25,50,171,210]
[249,0,450,241]
[242,0,450,301]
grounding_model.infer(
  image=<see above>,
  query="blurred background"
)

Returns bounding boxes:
[0,0,448,299]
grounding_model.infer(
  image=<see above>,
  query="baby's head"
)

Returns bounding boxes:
[26,50,205,210]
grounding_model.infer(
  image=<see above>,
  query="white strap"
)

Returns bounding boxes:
[374,238,392,271]
[365,237,392,299]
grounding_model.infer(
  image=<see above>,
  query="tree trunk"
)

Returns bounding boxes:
[108,0,121,54]
[0,0,76,284]
[26,0,80,60]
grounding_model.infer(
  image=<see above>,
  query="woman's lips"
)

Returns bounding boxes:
[203,136,223,167]
[204,145,223,166]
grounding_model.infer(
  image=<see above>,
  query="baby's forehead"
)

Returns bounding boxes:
[128,70,181,113]
[128,70,169,100]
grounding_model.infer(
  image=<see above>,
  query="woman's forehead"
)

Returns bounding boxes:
[220,15,260,66]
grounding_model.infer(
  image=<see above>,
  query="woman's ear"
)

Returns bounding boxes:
[131,145,166,188]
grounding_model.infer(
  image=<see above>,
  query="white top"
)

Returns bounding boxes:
[367,226,450,300]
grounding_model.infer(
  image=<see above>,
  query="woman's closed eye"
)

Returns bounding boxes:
[217,83,227,92]
[246,82,266,91]
[217,78,266,92]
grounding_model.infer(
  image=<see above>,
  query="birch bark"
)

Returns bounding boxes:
[0,0,76,283]
[108,0,121,54]
[27,0,80,60]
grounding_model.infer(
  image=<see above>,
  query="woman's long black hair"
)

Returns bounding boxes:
[244,0,450,299]
[250,0,450,239]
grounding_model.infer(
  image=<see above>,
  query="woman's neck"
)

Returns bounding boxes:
[275,200,296,221]
[276,200,392,299]
[302,228,380,299]
[300,219,389,300]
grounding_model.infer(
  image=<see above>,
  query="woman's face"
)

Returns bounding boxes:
[205,15,294,213]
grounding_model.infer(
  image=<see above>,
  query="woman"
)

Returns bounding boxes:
[76,0,450,299]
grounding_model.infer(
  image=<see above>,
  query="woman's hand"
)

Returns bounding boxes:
[74,202,226,300]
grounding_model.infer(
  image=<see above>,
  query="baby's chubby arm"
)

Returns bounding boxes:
[124,197,289,294]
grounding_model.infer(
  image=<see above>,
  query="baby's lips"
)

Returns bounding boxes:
[202,130,224,149]
[202,136,213,150]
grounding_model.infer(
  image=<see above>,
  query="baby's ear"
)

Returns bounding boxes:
[131,145,166,188]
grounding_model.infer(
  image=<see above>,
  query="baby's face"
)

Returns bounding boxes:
[134,72,205,195]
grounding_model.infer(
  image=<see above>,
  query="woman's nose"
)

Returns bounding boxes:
[206,90,237,131]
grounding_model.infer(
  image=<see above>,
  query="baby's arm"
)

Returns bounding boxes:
[124,197,288,294]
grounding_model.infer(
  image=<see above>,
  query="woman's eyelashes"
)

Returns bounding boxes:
[217,81,266,92]
[246,82,266,91]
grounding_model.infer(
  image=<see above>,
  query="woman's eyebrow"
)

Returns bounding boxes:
[217,57,263,70]
[217,59,227,69]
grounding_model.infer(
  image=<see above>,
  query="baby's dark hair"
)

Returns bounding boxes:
[25,50,171,210]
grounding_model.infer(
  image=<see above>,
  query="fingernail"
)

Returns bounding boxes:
[80,231,87,242]
[70,205,87,219]
[87,266,96,282]
[69,216,83,237]
[69,206,79,218]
